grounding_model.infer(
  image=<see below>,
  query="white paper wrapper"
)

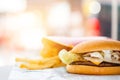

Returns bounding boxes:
[9,67,120,80]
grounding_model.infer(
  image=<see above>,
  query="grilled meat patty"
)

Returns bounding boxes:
[70,61,120,67]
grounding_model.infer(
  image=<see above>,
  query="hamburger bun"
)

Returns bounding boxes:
[67,65,120,75]
[70,39,120,54]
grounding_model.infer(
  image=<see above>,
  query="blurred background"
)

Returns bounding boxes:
[0,0,119,67]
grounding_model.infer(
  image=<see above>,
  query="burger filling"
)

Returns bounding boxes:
[70,61,120,67]
[59,49,120,67]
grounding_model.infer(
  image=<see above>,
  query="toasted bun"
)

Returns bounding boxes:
[70,39,120,54]
[40,37,72,58]
[67,65,120,75]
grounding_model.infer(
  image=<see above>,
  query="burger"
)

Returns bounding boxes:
[59,39,120,75]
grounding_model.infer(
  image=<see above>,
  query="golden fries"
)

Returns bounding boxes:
[15,37,73,70]
[16,58,43,64]
[40,37,72,58]
[52,61,66,68]
[20,62,55,70]
[16,56,66,70]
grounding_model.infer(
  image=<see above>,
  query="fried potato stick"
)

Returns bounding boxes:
[16,56,59,64]
[16,58,42,64]
[20,62,55,70]
[16,56,65,70]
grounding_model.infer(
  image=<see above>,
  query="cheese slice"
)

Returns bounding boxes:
[83,52,104,65]
[84,57,103,65]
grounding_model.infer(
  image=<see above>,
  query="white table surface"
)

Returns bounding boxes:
[9,67,120,80]
[0,66,12,80]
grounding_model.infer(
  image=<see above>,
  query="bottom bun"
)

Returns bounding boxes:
[66,65,120,75]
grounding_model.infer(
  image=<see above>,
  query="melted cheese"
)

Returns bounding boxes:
[84,57,103,65]
[83,52,104,65]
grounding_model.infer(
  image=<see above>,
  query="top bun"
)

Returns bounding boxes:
[40,37,72,58]
[70,39,120,54]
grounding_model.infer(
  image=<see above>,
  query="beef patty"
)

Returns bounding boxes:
[70,61,120,67]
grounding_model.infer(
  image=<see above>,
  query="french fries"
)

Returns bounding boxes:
[16,37,73,70]
[40,37,72,58]
[16,58,42,64]
[16,56,66,70]
[20,62,55,70]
